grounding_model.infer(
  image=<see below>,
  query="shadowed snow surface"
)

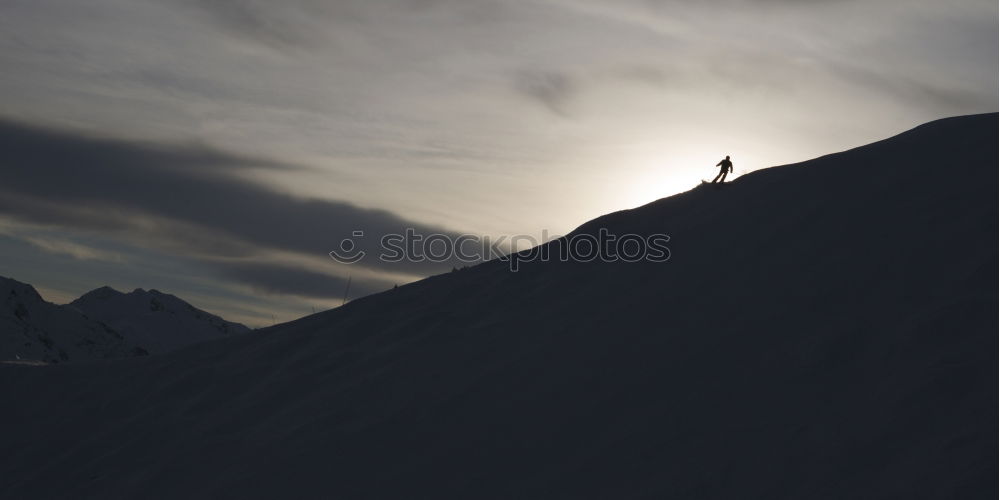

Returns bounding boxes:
[0,113,996,499]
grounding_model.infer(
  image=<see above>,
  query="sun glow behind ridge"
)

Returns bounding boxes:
[610,144,758,210]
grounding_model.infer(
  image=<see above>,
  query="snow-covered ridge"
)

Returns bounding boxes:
[1,277,252,362]
[70,285,251,354]
[0,276,144,363]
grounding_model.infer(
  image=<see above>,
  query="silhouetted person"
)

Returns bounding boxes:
[712,155,733,184]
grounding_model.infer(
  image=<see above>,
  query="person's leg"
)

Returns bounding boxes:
[719,170,728,183]
[711,170,723,183]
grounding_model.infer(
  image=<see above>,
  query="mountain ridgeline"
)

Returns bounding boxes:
[0,277,143,363]
[70,286,250,354]
[0,277,250,362]
[0,113,996,498]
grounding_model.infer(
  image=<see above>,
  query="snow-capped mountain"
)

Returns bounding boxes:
[0,276,145,363]
[70,286,251,354]
[0,113,994,498]
[1,278,251,362]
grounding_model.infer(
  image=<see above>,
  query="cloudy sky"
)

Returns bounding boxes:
[0,0,996,326]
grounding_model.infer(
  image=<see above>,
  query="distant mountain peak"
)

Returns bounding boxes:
[1,275,44,304]
[75,285,124,302]
[70,283,251,354]
[1,276,140,363]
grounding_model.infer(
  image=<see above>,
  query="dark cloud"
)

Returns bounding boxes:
[213,261,390,299]
[741,0,850,4]
[0,118,301,175]
[0,118,480,285]
[124,68,241,102]
[180,0,336,49]
[513,70,577,118]
[616,65,676,87]
[645,0,851,6]
[180,0,506,50]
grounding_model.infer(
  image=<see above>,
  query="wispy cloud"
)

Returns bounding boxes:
[513,70,578,118]
[19,236,124,263]
[213,260,391,299]
[0,119,479,300]
[176,0,336,50]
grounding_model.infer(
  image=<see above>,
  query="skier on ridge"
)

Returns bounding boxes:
[712,155,733,184]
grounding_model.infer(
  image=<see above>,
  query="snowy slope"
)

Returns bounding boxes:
[0,276,145,363]
[0,113,995,499]
[70,286,250,354]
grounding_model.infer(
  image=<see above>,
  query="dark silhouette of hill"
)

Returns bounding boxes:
[0,113,995,499]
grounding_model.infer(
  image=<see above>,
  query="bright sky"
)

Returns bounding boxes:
[0,0,996,325]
